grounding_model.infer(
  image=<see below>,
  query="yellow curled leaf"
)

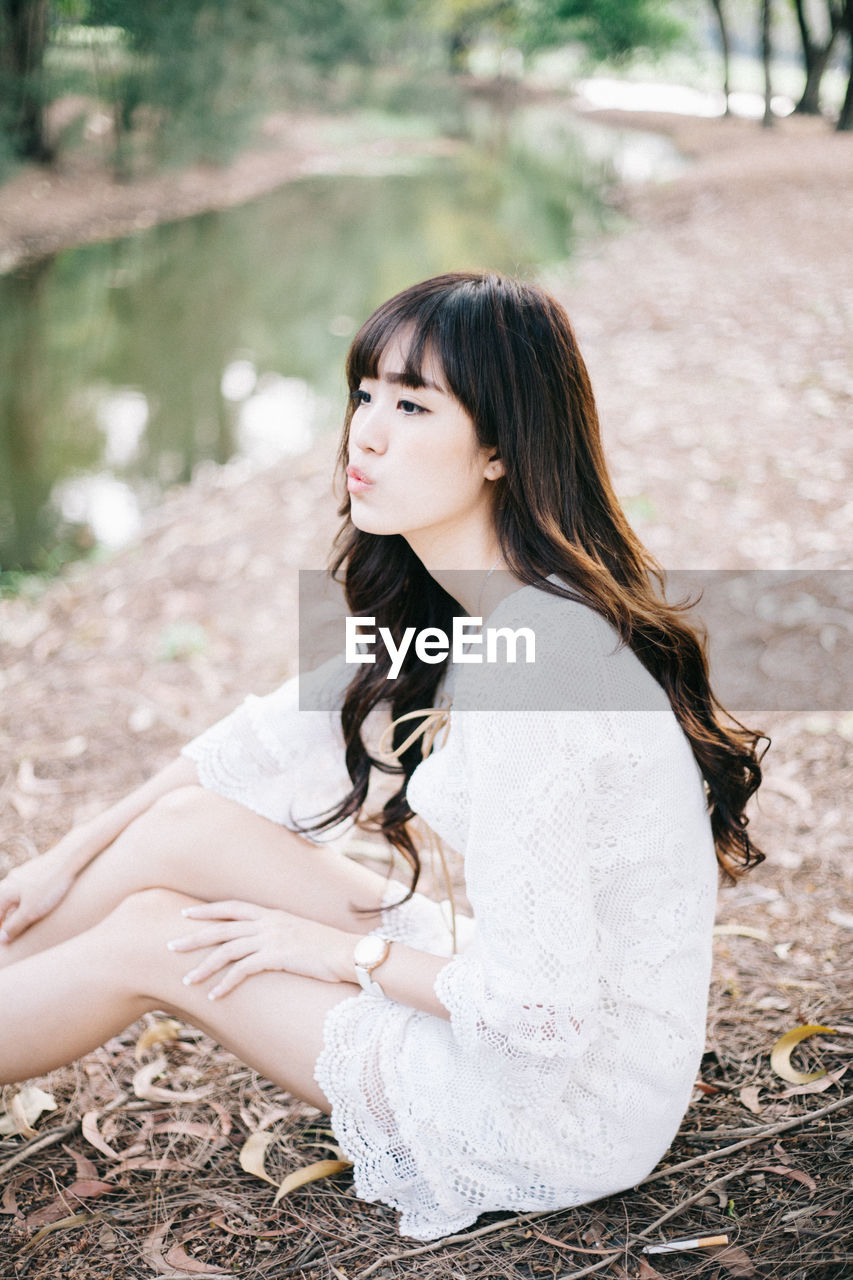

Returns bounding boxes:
[770,1024,837,1084]
[239,1131,278,1186]
[134,1018,182,1060]
[272,1159,353,1205]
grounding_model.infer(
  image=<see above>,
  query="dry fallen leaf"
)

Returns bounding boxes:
[712,1243,757,1277]
[779,1064,849,1098]
[143,1216,228,1277]
[82,1110,122,1160]
[0,1085,57,1136]
[151,1119,224,1141]
[238,1131,278,1187]
[26,1178,117,1227]
[106,1155,189,1177]
[208,1210,293,1240]
[134,1018,183,1060]
[713,924,770,942]
[753,1164,817,1194]
[205,1099,233,1136]
[164,1240,229,1275]
[1,1173,28,1217]
[61,1144,98,1182]
[19,1212,91,1254]
[16,759,63,795]
[739,1084,763,1114]
[272,1158,353,1205]
[132,1054,210,1103]
[770,1024,837,1084]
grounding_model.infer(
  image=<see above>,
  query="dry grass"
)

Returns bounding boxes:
[2,108,852,1278]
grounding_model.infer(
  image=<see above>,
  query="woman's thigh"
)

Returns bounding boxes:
[3,787,392,965]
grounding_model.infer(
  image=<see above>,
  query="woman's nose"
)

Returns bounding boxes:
[350,400,388,454]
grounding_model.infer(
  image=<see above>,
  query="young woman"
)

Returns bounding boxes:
[0,271,767,1242]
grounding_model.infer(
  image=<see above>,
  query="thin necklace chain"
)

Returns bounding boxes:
[474,555,504,619]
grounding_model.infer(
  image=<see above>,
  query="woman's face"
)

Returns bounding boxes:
[346,329,504,566]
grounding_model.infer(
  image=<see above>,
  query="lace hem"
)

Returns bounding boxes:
[313,995,482,1241]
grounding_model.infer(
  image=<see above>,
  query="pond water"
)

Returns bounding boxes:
[0,101,682,577]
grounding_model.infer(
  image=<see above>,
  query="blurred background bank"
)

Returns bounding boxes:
[0,0,850,586]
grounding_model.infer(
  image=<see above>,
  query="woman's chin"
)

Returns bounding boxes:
[349,510,396,536]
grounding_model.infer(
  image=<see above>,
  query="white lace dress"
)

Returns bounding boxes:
[181,578,719,1241]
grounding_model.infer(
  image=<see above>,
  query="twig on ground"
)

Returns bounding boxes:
[638,1091,853,1187]
[0,1092,161,1176]
[0,1119,82,1176]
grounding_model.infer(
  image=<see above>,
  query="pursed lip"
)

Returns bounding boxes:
[346,464,374,485]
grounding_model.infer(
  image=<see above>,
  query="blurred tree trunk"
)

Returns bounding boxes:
[791,0,842,114]
[761,0,774,126]
[839,0,853,127]
[448,26,471,73]
[0,0,52,161]
[709,0,732,114]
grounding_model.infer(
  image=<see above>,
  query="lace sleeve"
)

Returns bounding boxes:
[433,706,614,1104]
[180,653,358,841]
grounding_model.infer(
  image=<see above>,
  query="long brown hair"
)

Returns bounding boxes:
[295,271,768,893]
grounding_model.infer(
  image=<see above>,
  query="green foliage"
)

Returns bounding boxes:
[70,0,427,172]
[430,0,687,65]
[535,0,686,63]
[81,1,268,171]
[0,0,690,173]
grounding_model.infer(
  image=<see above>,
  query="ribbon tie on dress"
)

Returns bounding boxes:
[377,693,452,764]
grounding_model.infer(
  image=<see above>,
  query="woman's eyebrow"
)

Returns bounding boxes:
[382,371,446,394]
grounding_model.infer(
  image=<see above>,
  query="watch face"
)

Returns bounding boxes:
[354,935,388,968]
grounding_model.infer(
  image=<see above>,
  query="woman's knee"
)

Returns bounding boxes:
[147,784,218,824]
[104,885,193,934]
[108,786,219,875]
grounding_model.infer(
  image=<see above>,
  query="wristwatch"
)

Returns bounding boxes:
[353,934,392,998]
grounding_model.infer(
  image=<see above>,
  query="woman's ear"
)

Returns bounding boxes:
[485,451,504,480]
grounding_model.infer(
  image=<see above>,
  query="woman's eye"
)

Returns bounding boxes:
[398,399,426,415]
[350,389,370,407]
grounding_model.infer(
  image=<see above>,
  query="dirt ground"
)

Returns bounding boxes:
[0,104,852,1278]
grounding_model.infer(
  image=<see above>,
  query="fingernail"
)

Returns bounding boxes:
[181,907,198,917]
[182,972,197,985]
[208,990,220,1001]
[167,939,185,951]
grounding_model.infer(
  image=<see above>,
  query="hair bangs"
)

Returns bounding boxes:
[345,281,470,397]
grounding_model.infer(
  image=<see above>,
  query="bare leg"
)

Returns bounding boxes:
[0,787,393,969]
[0,886,356,1108]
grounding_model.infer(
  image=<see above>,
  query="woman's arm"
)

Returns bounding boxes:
[0,756,199,944]
[331,933,450,1020]
[48,755,200,877]
[166,898,452,1019]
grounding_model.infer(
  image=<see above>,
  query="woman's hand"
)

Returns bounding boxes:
[0,851,77,944]
[166,900,356,1000]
